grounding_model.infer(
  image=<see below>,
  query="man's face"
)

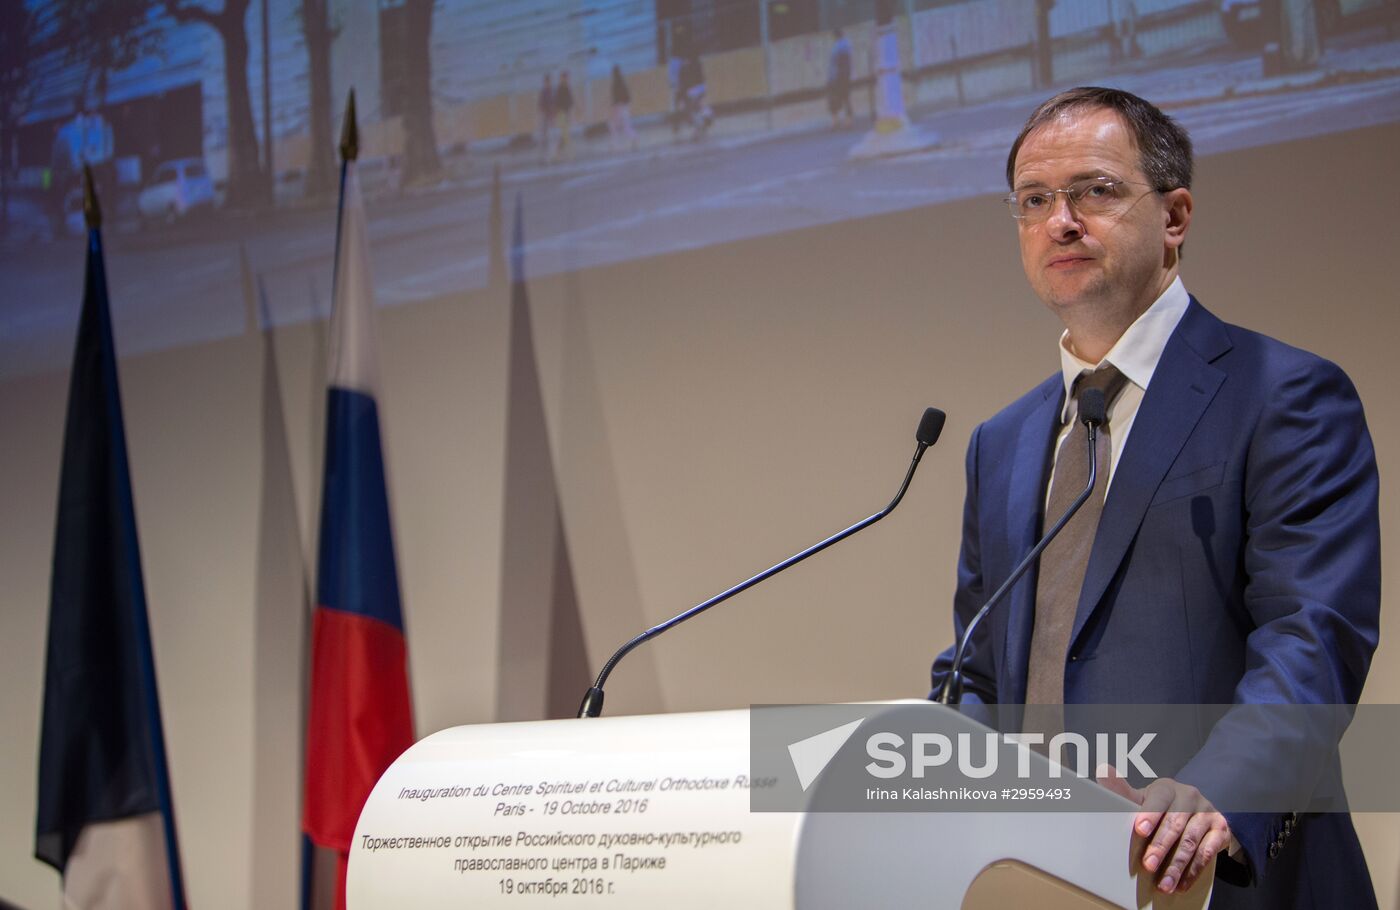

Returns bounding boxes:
[1011,108,1187,331]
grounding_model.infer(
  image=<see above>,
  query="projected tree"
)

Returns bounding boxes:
[400,0,441,186]
[0,0,36,231]
[161,0,270,208]
[299,0,336,200]
[46,0,161,133]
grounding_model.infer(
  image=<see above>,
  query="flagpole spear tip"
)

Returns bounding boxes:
[82,165,102,229]
[339,89,359,162]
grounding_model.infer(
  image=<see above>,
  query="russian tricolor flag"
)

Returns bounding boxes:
[35,181,187,909]
[302,138,415,909]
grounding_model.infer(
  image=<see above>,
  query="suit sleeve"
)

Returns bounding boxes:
[1179,355,1380,880]
[930,423,999,706]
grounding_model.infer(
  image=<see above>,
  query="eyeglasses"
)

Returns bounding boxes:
[1003,177,1157,222]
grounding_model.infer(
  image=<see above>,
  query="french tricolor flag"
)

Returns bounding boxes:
[302,102,415,910]
[35,172,187,910]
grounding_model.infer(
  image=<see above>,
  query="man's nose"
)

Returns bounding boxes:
[1045,191,1083,241]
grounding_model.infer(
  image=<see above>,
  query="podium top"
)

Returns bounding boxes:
[349,703,1211,909]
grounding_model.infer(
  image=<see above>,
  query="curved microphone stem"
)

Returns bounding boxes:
[936,424,1099,705]
[579,439,932,718]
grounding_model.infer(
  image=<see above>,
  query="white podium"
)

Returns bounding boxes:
[348,703,1212,908]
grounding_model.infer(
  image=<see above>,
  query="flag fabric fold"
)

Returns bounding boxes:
[303,158,415,910]
[35,224,187,909]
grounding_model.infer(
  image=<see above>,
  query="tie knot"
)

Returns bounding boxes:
[1072,364,1130,421]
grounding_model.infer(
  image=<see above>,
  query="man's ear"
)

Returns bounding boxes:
[1163,187,1193,251]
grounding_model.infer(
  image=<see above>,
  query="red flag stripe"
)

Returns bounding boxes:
[303,607,414,852]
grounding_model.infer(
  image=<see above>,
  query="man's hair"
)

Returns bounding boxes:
[1004,87,1193,192]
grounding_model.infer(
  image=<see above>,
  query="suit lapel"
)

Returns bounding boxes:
[1069,299,1231,651]
[1004,378,1063,705]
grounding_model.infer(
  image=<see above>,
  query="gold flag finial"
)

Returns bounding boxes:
[339,89,359,162]
[82,165,102,229]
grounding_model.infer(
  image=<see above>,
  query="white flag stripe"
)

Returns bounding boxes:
[328,161,380,395]
[63,813,174,910]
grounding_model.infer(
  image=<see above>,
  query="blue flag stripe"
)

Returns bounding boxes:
[316,386,404,630]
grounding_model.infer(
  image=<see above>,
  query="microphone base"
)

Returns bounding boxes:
[578,687,605,718]
[935,671,962,706]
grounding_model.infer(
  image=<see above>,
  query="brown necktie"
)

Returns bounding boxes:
[1025,364,1130,707]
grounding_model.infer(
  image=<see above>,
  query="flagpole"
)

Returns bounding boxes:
[303,87,415,910]
[82,164,101,230]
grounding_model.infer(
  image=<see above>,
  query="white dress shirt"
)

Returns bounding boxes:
[1048,276,1191,496]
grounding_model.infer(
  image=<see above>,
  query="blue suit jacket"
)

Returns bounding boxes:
[930,299,1381,908]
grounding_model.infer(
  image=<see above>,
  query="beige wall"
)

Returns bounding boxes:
[1,123,1397,907]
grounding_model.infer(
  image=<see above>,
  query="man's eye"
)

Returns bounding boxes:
[1022,193,1050,209]
[1079,182,1113,199]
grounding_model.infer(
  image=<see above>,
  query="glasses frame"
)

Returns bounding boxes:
[1002,177,1159,222]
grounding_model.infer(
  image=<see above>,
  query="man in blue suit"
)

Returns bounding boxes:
[929,87,1380,907]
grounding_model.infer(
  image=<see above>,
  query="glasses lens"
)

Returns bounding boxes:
[1069,178,1121,213]
[1009,190,1051,220]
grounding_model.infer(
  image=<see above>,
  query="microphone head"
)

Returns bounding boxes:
[1078,388,1107,428]
[917,408,946,447]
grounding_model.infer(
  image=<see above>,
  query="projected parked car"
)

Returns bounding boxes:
[1219,0,1344,46]
[137,158,216,222]
[1220,0,1268,44]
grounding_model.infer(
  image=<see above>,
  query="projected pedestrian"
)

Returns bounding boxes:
[610,65,639,153]
[537,73,554,162]
[828,29,855,129]
[553,70,575,162]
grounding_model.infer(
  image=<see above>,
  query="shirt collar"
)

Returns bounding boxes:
[1057,276,1191,420]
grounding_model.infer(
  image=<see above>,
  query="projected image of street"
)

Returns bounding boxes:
[3,0,1398,377]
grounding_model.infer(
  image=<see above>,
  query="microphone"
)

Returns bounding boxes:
[935,387,1105,705]
[1079,387,1106,429]
[579,407,947,718]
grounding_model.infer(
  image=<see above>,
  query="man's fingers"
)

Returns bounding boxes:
[1141,783,1194,873]
[1156,813,1214,893]
[1143,809,1189,873]
[1178,826,1230,893]
[1133,780,1175,842]
[1133,809,1161,839]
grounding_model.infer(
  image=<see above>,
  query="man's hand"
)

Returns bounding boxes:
[1096,765,1230,894]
